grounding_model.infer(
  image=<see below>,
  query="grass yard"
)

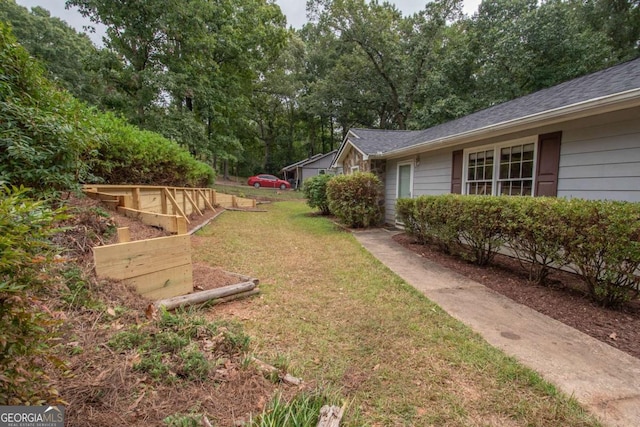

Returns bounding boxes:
[213,180,306,201]
[193,201,600,426]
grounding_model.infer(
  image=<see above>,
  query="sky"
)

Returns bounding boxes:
[15,0,482,46]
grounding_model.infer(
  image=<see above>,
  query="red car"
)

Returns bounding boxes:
[247,174,291,190]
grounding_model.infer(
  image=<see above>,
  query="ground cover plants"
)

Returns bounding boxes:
[192,200,601,426]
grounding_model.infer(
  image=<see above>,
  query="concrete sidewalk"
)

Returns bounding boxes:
[354,228,640,427]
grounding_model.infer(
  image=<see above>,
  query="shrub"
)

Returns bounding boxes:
[326,172,383,228]
[558,199,640,307]
[0,23,97,194]
[397,195,461,253]
[303,174,333,215]
[503,197,568,284]
[397,194,640,306]
[0,186,67,405]
[454,196,507,266]
[91,112,215,187]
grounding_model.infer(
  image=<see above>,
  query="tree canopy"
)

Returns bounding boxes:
[2,0,638,177]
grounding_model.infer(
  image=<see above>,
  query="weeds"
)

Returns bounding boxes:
[108,309,249,384]
[250,391,336,427]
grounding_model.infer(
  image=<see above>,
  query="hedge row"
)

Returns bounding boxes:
[396,195,640,307]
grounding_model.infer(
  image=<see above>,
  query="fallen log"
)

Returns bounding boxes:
[155,280,257,310]
[317,405,344,427]
[250,356,303,386]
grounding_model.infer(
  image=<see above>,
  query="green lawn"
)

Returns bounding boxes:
[213,180,306,202]
[193,201,600,426]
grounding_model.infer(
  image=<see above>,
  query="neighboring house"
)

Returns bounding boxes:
[281,150,337,189]
[332,57,640,225]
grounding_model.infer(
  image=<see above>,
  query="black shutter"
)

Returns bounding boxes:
[451,150,463,194]
[535,132,562,197]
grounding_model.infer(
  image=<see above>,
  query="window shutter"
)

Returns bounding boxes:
[451,150,463,194]
[535,132,562,197]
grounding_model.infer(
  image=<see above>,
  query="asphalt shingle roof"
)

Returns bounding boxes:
[348,57,640,155]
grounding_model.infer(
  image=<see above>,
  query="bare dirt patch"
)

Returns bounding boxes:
[392,233,640,360]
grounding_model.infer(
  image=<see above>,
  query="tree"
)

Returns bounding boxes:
[67,0,288,174]
[0,1,103,104]
[308,0,462,129]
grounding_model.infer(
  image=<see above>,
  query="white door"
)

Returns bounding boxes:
[397,162,413,199]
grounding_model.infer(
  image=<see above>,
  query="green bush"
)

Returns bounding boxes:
[557,199,640,306]
[503,197,568,284]
[303,174,333,214]
[91,112,215,187]
[455,196,508,266]
[0,23,213,191]
[0,186,67,404]
[326,172,383,228]
[396,195,461,253]
[396,195,640,306]
[0,23,97,194]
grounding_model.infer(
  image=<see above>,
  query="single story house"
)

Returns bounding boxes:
[332,57,640,225]
[281,150,337,189]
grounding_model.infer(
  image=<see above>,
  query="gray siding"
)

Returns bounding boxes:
[558,116,640,202]
[385,150,452,224]
[300,155,335,183]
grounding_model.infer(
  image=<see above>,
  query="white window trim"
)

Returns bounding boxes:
[462,136,538,196]
[350,165,360,173]
[396,160,415,199]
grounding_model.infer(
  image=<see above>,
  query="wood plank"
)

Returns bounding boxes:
[116,206,179,233]
[198,189,216,211]
[83,191,119,203]
[117,227,130,243]
[129,264,193,298]
[132,187,141,210]
[177,217,188,235]
[163,188,190,224]
[183,189,203,216]
[161,190,168,214]
[93,235,191,280]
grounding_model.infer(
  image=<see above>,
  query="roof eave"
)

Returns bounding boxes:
[376,88,640,159]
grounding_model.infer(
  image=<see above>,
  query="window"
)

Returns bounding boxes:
[319,169,326,175]
[464,139,536,196]
[350,165,360,173]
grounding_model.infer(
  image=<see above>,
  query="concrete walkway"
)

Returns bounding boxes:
[354,228,640,427]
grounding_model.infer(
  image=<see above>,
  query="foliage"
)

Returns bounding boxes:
[68,0,289,173]
[90,112,214,187]
[0,186,67,405]
[0,1,103,105]
[397,195,640,306]
[250,391,335,427]
[303,173,334,214]
[326,172,382,228]
[557,199,640,307]
[502,197,568,284]
[108,309,249,384]
[0,22,98,193]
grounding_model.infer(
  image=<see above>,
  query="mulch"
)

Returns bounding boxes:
[392,233,640,360]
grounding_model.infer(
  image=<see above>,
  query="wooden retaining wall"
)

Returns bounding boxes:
[86,184,256,299]
[93,234,192,300]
